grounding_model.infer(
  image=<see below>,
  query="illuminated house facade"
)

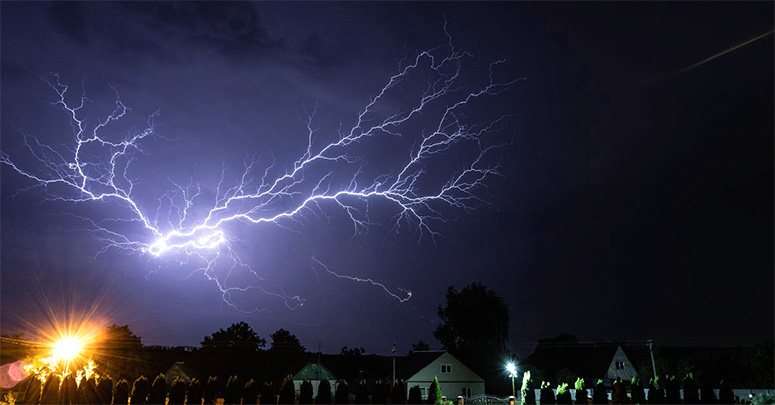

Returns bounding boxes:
[397,351,485,400]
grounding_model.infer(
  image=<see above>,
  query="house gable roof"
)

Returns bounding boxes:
[526,342,635,381]
[293,362,337,381]
[396,351,484,383]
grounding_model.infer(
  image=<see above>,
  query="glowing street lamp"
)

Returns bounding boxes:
[505,361,518,398]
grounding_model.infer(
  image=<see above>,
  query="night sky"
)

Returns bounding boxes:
[1,2,772,356]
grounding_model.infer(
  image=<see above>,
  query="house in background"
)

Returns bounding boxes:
[525,340,639,385]
[292,362,337,398]
[164,361,197,385]
[396,351,485,400]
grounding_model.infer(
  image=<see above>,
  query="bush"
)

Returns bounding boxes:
[260,382,276,405]
[225,375,242,405]
[683,373,699,404]
[647,377,664,404]
[391,380,406,405]
[40,375,61,405]
[278,378,296,405]
[147,374,168,405]
[556,382,571,404]
[629,376,644,405]
[427,377,442,405]
[130,376,149,405]
[112,379,129,405]
[187,379,203,405]
[168,378,187,405]
[354,380,369,404]
[407,386,422,405]
[334,381,349,405]
[243,379,259,405]
[539,381,555,405]
[299,380,313,405]
[61,374,77,404]
[317,379,332,405]
[591,379,606,405]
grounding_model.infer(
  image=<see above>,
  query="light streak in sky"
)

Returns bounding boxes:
[1,30,520,310]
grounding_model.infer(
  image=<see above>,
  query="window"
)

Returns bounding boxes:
[441,364,452,374]
[461,387,472,398]
[614,361,626,370]
[421,387,428,400]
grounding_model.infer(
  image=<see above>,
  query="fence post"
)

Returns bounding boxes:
[456,395,464,405]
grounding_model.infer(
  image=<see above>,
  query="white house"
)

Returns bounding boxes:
[606,345,637,382]
[398,351,485,400]
[292,362,336,398]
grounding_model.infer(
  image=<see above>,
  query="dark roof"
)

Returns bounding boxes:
[525,342,626,381]
[393,351,446,380]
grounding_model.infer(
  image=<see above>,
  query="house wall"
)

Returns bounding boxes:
[293,379,335,398]
[405,352,485,400]
[605,346,638,382]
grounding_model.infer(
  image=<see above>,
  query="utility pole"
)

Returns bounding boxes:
[392,340,397,389]
[648,340,657,379]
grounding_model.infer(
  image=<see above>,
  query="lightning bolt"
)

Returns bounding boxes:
[1,28,521,310]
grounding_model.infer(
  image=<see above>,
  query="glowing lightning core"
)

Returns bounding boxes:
[1,30,520,309]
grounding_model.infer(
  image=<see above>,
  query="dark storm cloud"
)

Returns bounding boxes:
[48,2,283,63]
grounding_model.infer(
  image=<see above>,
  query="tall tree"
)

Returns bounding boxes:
[299,380,313,404]
[317,379,332,405]
[427,377,442,405]
[269,329,306,353]
[434,283,508,376]
[201,321,266,351]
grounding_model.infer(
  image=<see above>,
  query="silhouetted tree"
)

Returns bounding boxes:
[521,371,536,405]
[317,379,332,405]
[130,376,149,405]
[407,386,422,405]
[390,381,406,405]
[340,346,366,356]
[223,376,242,405]
[202,322,265,352]
[40,375,61,405]
[168,379,187,405]
[243,379,259,405]
[354,380,369,404]
[270,329,305,353]
[540,381,555,405]
[427,377,442,405]
[111,379,129,405]
[556,382,572,404]
[410,341,430,354]
[61,374,77,405]
[187,379,203,405]
[434,283,508,376]
[204,376,222,404]
[77,378,98,404]
[260,382,276,405]
[334,381,350,405]
[700,381,717,404]
[630,376,645,405]
[371,380,388,404]
[147,374,167,405]
[647,377,664,404]
[664,375,680,404]
[278,378,296,405]
[19,377,41,404]
[101,324,144,378]
[683,373,699,404]
[718,380,734,404]
[612,377,627,404]
[298,380,313,404]
[592,379,606,405]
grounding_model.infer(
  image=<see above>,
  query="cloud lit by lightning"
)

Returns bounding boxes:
[1,30,520,311]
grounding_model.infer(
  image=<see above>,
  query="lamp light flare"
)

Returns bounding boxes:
[0,25,520,310]
[51,336,84,362]
[506,361,517,378]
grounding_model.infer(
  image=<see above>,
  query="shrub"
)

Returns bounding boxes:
[629,376,644,405]
[112,379,129,405]
[556,382,571,404]
[334,381,350,405]
[168,378,187,405]
[40,375,61,405]
[147,374,168,405]
[427,377,442,405]
[299,380,313,405]
[407,386,422,405]
[278,378,295,405]
[187,379,203,405]
[242,379,259,405]
[317,379,332,405]
[591,379,606,405]
[130,376,149,405]
[225,375,242,405]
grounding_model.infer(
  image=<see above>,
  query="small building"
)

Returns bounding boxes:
[292,362,336,398]
[164,362,197,385]
[525,341,639,385]
[397,351,485,400]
